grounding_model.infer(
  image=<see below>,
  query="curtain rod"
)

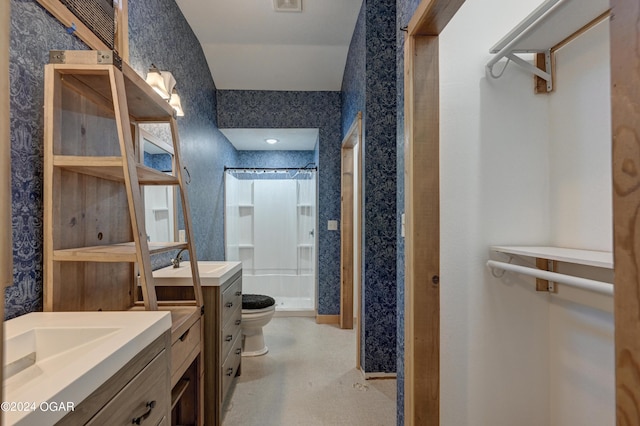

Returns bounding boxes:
[224,165,317,172]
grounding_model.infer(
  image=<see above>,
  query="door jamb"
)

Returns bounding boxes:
[404,1,465,425]
[340,112,363,338]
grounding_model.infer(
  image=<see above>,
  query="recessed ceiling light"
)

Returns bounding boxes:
[265,138,279,145]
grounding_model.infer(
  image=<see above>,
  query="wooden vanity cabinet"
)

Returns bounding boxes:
[57,332,172,425]
[154,269,243,426]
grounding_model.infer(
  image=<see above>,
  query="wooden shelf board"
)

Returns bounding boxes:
[52,63,174,120]
[137,164,179,185]
[54,155,179,185]
[53,241,187,262]
[491,246,613,269]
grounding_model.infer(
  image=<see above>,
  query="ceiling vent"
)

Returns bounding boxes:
[273,0,302,12]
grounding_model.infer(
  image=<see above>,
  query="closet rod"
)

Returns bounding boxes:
[487,260,613,296]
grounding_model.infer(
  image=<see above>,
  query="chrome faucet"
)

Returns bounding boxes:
[171,248,188,268]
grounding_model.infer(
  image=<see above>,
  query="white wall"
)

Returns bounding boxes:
[439,0,613,425]
[547,19,614,426]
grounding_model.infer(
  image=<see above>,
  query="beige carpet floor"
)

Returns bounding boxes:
[223,317,397,426]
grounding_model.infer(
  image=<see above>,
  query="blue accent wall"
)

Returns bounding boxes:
[236,150,315,169]
[7,0,237,318]
[217,90,342,317]
[341,0,398,375]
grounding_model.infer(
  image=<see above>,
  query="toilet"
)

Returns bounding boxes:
[241,294,276,356]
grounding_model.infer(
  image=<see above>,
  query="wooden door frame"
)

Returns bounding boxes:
[610,0,640,420]
[341,112,363,339]
[403,1,464,425]
[2,0,9,407]
[1,0,10,289]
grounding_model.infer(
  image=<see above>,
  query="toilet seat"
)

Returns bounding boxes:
[242,294,276,310]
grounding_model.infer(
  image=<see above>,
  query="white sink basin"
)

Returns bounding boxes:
[153,261,242,287]
[3,311,171,426]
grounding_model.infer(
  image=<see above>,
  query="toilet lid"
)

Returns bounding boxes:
[242,294,276,310]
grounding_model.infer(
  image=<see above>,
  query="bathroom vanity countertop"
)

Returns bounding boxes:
[3,311,171,426]
[153,261,242,287]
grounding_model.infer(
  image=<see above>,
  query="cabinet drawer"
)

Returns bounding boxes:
[171,318,201,386]
[221,304,242,360]
[221,334,242,402]
[221,278,242,326]
[87,350,169,426]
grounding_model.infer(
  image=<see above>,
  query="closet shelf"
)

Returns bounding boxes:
[53,241,188,262]
[486,0,610,92]
[54,156,180,185]
[489,246,613,296]
[491,246,613,269]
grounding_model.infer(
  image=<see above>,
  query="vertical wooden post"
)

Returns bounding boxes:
[341,113,362,332]
[404,2,465,424]
[404,34,440,426]
[1,0,11,289]
[341,145,355,330]
[610,0,640,423]
[115,0,129,62]
[1,0,10,411]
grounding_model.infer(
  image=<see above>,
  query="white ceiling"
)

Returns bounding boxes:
[176,0,360,150]
[220,128,319,151]
[175,0,363,92]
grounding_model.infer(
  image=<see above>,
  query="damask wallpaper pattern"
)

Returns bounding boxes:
[8,0,88,319]
[217,90,342,317]
[341,0,398,375]
[236,150,316,169]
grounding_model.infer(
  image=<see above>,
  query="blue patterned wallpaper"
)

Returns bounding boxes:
[7,0,238,318]
[8,0,89,319]
[217,91,342,317]
[144,152,173,172]
[341,0,398,375]
[236,150,316,169]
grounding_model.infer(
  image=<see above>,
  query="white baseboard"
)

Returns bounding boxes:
[362,371,397,380]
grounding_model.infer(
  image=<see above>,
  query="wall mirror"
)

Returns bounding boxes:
[137,128,177,243]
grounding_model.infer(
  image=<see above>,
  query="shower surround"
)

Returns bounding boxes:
[225,169,317,312]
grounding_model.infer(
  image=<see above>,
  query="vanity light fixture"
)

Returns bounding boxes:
[265,138,279,145]
[145,64,176,100]
[169,89,185,117]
